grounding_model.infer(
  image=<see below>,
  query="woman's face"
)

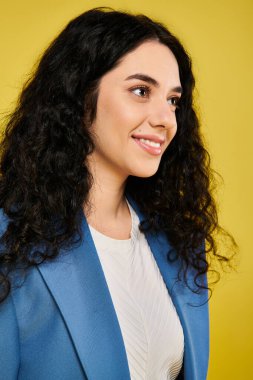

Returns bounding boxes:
[89,40,182,180]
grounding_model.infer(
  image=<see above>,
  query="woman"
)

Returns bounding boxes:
[0,7,234,380]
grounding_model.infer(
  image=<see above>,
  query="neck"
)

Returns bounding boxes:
[84,155,129,225]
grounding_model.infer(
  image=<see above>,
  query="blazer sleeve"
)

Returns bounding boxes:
[0,292,20,379]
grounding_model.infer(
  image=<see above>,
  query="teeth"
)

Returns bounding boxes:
[139,138,161,148]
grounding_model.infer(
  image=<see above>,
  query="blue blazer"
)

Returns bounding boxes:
[0,198,209,380]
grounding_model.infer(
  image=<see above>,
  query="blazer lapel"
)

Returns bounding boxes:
[38,197,209,380]
[38,216,130,380]
[127,196,209,380]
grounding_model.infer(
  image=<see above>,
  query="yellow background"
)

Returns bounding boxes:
[0,1,252,378]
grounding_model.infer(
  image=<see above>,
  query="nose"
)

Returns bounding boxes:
[148,101,177,129]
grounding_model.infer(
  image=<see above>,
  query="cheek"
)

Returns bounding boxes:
[100,95,137,130]
[164,126,177,150]
[169,125,177,140]
[115,96,145,120]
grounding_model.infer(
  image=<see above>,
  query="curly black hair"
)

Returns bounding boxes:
[0,8,236,302]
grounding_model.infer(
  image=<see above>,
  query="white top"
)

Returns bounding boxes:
[89,201,184,380]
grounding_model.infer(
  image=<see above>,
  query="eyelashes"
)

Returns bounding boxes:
[167,97,181,109]
[131,85,150,98]
[130,85,181,110]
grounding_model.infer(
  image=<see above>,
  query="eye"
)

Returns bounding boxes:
[131,86,150,98]
[167,96,181,111]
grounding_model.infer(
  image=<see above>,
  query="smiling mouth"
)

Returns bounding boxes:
[132,137,163,156]
[138,138,161,148]
[131,133,165,156]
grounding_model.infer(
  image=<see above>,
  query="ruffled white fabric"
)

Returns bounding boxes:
[89,201,184,380]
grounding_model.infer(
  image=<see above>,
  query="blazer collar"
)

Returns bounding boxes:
[38,197,209,380]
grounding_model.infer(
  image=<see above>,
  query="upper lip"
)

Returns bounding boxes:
[131,134,166,144]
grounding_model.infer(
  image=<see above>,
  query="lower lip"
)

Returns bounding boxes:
[133,138,162,156]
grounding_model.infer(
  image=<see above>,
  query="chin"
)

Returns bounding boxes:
[129,164,160,178]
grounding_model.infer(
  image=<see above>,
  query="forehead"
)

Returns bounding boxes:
[104,40,181,87]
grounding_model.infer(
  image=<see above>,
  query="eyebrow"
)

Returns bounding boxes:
[125,73,183,94]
